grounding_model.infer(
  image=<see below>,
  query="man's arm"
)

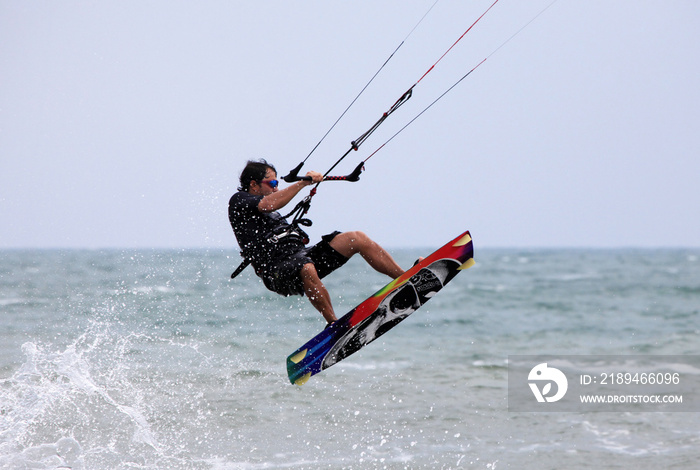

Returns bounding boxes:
[257,171,323,213]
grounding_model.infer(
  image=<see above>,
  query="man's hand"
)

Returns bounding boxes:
[304,171,323,184]
[257,171,322,213]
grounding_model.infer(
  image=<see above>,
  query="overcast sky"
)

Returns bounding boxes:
[2,1,698,249]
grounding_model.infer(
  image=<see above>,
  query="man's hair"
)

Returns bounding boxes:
[238,159,276,192]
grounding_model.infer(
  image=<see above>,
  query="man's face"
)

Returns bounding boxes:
[251,168,278,196]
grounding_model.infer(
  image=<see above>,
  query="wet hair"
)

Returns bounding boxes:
[238,159,276,192]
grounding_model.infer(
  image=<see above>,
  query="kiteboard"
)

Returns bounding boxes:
[286,230,475,385]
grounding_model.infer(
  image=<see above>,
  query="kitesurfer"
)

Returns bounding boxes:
[229,159,408,325]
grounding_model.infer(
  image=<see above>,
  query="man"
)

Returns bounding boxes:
[229,159,408,325]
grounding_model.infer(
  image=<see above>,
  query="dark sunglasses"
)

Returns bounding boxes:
[261,179,279,189]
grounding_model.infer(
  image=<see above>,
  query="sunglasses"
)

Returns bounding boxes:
[260,179,279,189]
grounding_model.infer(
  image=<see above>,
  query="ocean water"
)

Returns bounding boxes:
[1,246,699,469]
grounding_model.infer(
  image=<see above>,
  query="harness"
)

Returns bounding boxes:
[230,225,308,279]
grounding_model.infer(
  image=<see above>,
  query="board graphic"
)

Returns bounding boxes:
[287,230,475,385]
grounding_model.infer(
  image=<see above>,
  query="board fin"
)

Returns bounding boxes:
[289,349,308,364]
[458,258,476,270]
[294,372,312,386]
[453,233,472,247]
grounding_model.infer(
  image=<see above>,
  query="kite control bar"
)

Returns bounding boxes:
[282,161,364,183]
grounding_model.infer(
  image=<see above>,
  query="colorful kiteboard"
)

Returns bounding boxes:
[286,230,475,385]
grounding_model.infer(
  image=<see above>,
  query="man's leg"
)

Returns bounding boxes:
[329,231,404,279]
[300,263,337,324]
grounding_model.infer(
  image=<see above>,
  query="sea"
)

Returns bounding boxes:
[1,246,699,469]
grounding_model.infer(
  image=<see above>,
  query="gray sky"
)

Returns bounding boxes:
[2,1,698,249]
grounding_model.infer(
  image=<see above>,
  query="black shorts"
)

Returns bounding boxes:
[261,231,349,297]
